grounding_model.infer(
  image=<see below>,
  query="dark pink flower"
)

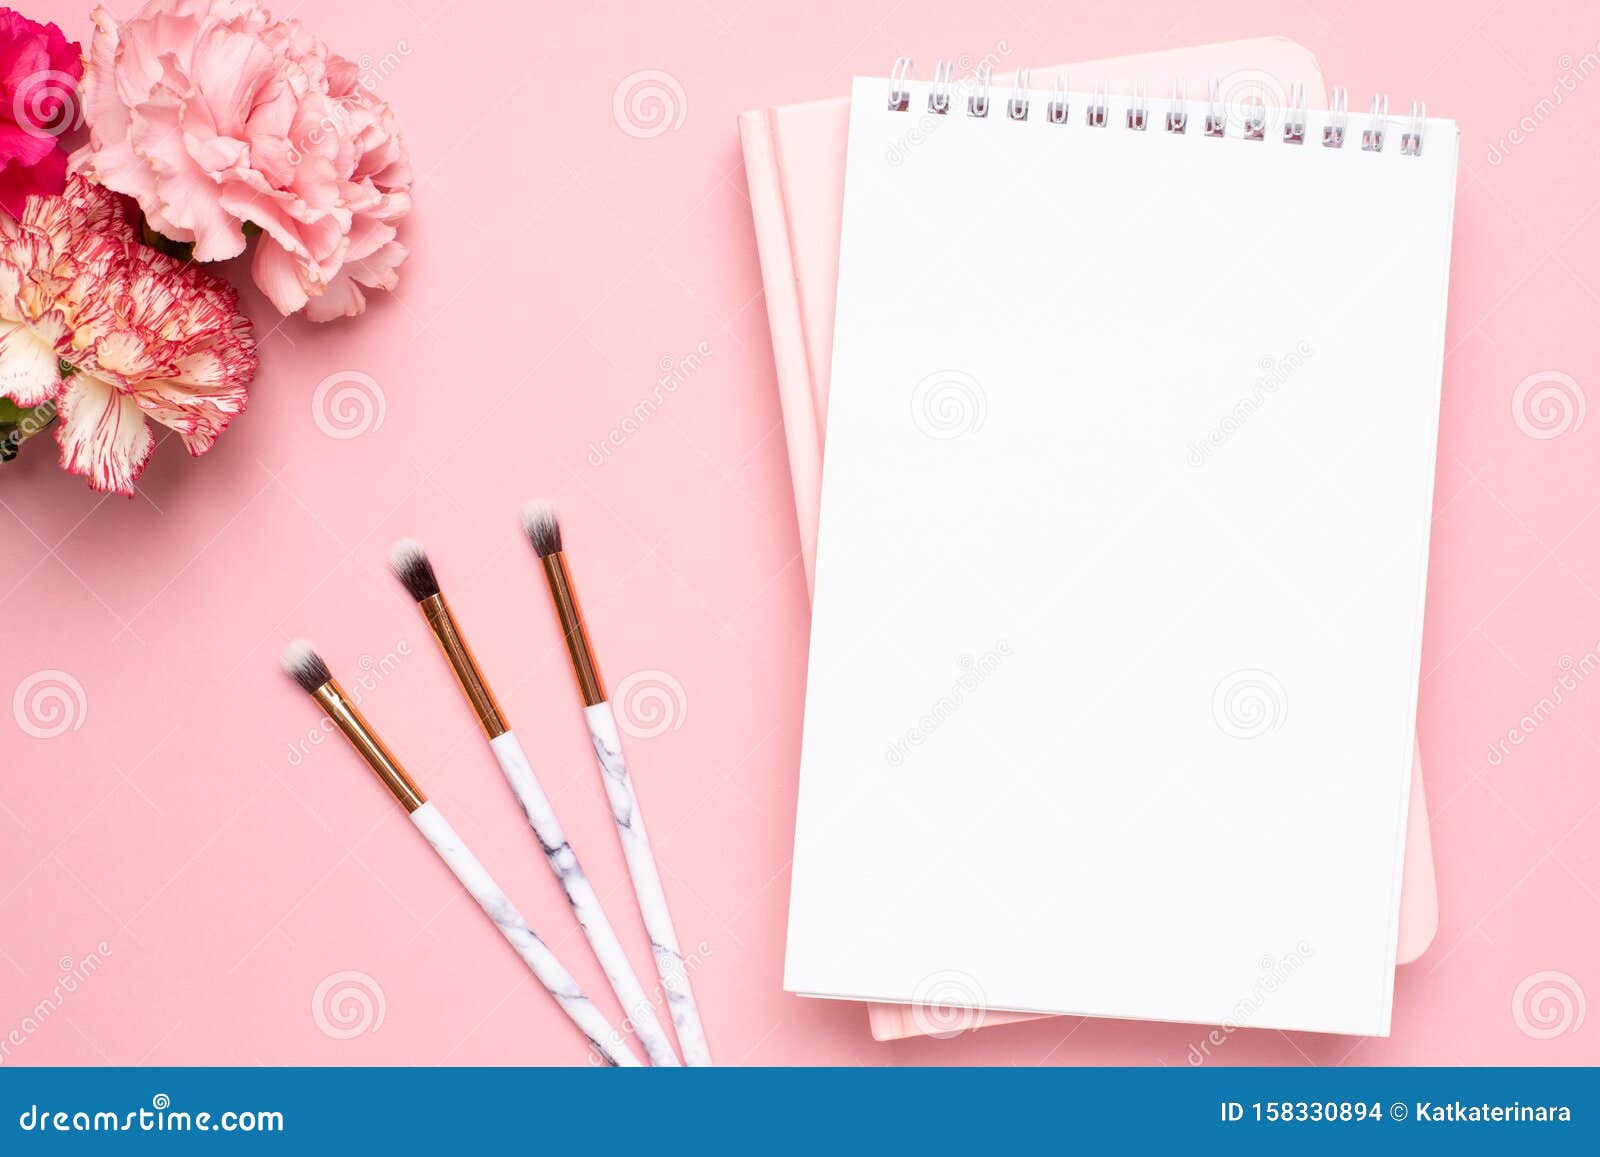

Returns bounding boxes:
[0,8,81,218]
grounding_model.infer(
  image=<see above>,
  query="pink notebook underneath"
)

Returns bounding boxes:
[739,38,1439,1041]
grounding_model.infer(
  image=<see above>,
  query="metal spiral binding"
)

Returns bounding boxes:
[1126,81,1148,131]
[1284,83,1307,144]
[1166,79,1188,133]
[1361,94,1388,151]
[880,61,1425,156]
[1008,69,1031,121]
[928,59,953,115]
[968,63,992,118]
[888,56,912,111]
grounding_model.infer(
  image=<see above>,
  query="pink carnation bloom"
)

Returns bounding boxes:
[0,176,257,494]
[72,0,412,322]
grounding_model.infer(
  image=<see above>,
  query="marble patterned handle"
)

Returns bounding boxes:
[584,701,713,1065]
[489,730,680,1066]
[409,802,641,1067]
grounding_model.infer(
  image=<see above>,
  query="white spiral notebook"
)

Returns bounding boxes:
[783,65,1459,1037]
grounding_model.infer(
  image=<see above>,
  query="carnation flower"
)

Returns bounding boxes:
[72,0,412,322]
[0,176,256,494]
[0,8,82,217]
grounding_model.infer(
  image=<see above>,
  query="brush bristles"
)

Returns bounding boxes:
[520,499,563,557]
[280,640,332,694]
[387,538,440,602]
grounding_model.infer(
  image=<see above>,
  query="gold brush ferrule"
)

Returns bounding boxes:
[419,592,508,738]
[311,680,428,812]
[541,551,606,707]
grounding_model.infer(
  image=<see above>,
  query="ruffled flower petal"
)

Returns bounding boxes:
[0,317,61,405]
[54,373,155,496]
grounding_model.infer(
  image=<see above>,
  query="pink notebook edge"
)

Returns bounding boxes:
[737,38,1441,1043]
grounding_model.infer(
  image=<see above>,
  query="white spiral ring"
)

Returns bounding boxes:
[311,970,387,1039]
[1512,970,1586,1039]
[614,669,688,739]
[12,670,86,739]
[1512,371,1584,440]
[612,70,687,139]
[312,371,386,440]
[909,969,988,1040]
[911,370,987,440]
[1211,669,1288,740]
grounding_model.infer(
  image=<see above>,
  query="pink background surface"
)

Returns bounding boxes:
[2,0,1597,1067]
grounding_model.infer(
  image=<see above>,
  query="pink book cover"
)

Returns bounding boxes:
[738,38,1440,1042]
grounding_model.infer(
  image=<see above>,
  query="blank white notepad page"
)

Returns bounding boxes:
[784,76,1459,1036]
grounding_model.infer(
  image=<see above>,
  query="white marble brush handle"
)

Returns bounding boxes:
[584,701,712,1065]
[409,802,640,1067]
[489,730,680,1066]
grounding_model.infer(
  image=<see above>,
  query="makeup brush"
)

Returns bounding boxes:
[387,539,682,1067]
[279,640,642,1067]
[520,500,713,1066]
